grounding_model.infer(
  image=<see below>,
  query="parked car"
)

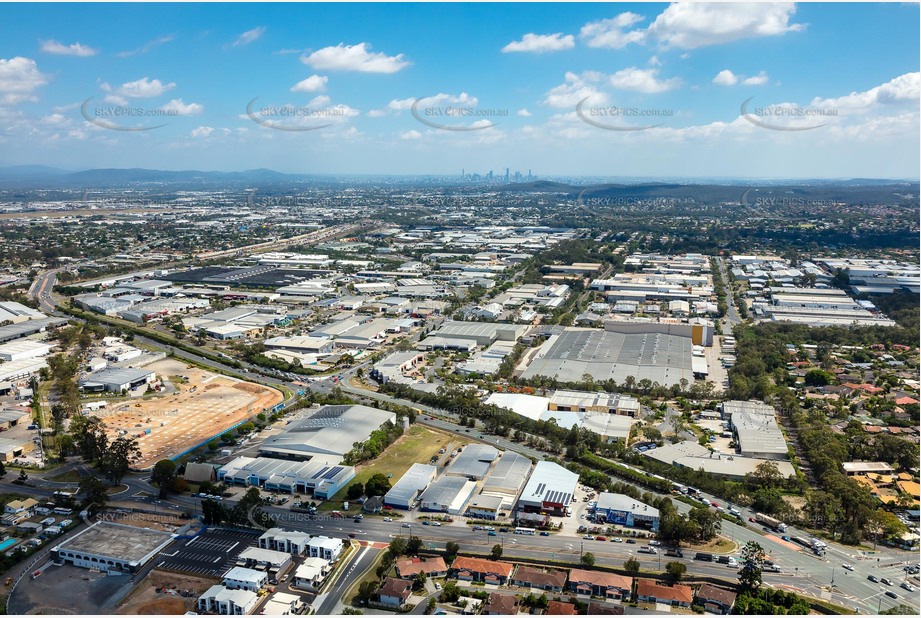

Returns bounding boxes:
[383,517,392,522]
[422,520,430,525]
[625,539,636,544]
[432,522,442,527]
[539,531,550,536]
[595,536,607,541]
[488,531,497,536]
[881,578,893,586]
[612,537,623,543]
[900,583,915,592]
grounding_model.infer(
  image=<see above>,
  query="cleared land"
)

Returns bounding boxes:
[88,358,282,469]
[117,569,219,615]
[328,424,470,503]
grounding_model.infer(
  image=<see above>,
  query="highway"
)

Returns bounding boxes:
[20,257,920,615]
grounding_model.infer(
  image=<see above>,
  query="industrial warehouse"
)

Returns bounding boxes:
[50,522,175,574]
[519,323,706,388]
[218,456,355,499]
[258,404,397,460]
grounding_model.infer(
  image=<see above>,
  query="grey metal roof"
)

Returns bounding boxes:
[596,492,659,518]
[385,463,436,504]
[517,461,577,508]
[446,444,499,480]
[480,451,533,497]
[259,405,395,459]
[419,475,472,507]
[520,328,693,387]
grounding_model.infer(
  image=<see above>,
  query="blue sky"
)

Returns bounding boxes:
[0,2,918,178]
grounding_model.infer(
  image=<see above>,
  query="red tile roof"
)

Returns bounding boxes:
[636,579,693,604]
[547,600,577,615]
[395,556,447,578]
[451,556,515,578]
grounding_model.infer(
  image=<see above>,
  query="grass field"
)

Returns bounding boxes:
[326,424,470,505]
[47,469,83,483]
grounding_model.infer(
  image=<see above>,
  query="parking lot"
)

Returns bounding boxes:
[154,528,260,577]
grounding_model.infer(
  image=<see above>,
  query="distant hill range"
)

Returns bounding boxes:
[0,167,916,205]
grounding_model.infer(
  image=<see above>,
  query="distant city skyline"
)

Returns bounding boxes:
[0,2,918,178]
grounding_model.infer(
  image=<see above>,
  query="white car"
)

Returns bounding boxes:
[401,523,411,528]
[432,521,442,527]
[842,564,854,572]
[383,517,393,522]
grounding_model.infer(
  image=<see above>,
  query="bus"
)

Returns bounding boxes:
[514,527,536,535]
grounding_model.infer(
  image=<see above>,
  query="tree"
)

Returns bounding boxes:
[99,436,141,485]
[356,581,378,604]
[445,541,460,561]
[201,498,226,526]
[407,536,423,555]
[688,505,722,541]
[389,536,407,556]
[738,541,766,591]
[151,459,177,499]
[580,552,596,567]
[78,475,109,510]
[490,544,503,560]
[665,561,687,582]
[624,557,640,576]
[18,469,27,482]
[804,369,834,387]
[346,482,365,500]
[413,571,427,591]
[365,473,392,496]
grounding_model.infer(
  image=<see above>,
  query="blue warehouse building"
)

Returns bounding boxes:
[594,493,660,532]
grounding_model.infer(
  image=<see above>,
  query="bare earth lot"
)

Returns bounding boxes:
[116,569,220,615]
[90,358,282,469]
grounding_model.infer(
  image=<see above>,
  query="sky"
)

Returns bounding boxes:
[0,1,918,178]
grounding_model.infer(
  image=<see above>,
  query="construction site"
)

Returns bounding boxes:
[87,358,283,469]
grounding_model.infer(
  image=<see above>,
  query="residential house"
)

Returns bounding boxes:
[222,566,268,592]
[511,565,567,592]
[635,579,693,607]
[307,536,342,562]
[547,600,577,615]
[695,583,737,615]
[292,557,330,592]
[587,601,626,615]
[197,585,259,615]
[481,593,519,615]
[450,556,515,585]
[377,577,413,609]
[258,529,310,555]
[395,556,448,579]
[567,568,632,600]
[2,498,38,525]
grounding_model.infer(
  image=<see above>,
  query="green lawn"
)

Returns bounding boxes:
[47,469,83,483]
[325,424,470,506]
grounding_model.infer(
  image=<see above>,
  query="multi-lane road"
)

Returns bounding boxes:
[21,254,920,615]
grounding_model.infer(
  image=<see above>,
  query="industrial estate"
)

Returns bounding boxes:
[0,2,919,617]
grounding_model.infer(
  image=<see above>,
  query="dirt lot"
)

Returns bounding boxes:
[116,569,220,615]
[89,358,283,469]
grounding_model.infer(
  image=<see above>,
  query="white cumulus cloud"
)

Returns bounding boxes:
[610,67,680,93]
[103,77,176,99]
[579,12,646,48]
[191,126,214,138]
[301,42,410,73]
[400,129,422,140]
[40,39,98,56]
[161,99,203,115]
[543,71,608,108]
[502,33,575,53]
[648,2,805,49]
[0,56,49,104]
[290,74,328,93]
[713,69,739,86]
[517,108,533,117]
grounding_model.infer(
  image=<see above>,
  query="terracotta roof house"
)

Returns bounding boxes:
[450,556,515,585]
[635,579,693,607]
[567,568,633,600]
[481,593,519,615]
[895,396,919,406]
[395,556,448,579]
[695,583,737,615]
[547,600,577,615]
[377,577,413,609]
[586,601,626,615]
[511,565,568,592]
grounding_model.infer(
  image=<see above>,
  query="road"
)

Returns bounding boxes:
[714,256,741,328]
[313,543,383,615]
[20,255,919,615]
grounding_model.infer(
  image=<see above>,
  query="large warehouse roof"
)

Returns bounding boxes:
[385,463,437,505]
[480,452,533,499]
[596,493,659,518]
[517,461,578,509]
[447,444,499,480]
[259,405,396,459]
[485,393,549,421]
[520,328,693,387]
[52,521,173,565]
[419,475,475,508]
